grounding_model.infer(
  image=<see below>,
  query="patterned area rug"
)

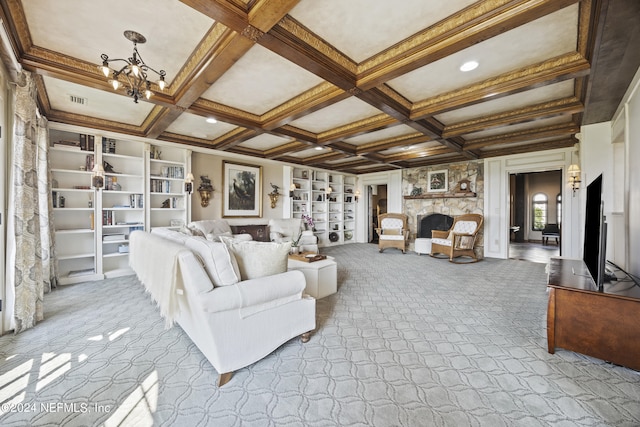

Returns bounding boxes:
[1,243,639,426]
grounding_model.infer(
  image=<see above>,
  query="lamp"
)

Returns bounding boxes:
[184,173,194,194]
[568,164,581,195]
[198,175,214,207]
[354,189,360,203]
[92,164,105,189]
[289,183,296,197]
[99,30,166,103]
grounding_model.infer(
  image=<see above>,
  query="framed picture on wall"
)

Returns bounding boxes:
[427,170,448,192]
[222,160,263,217]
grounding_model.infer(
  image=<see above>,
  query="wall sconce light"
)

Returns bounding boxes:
[354,189,360,203]
[568,164,581,195]
[268,191,280,208]
[92,164,105,189]
[198,175,214,207]
[289,183,296,197]
[184,173,194,194]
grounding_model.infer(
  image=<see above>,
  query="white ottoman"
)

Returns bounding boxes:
[288,256,337,299]
[415,238,432,255]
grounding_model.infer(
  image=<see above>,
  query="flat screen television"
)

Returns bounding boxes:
[583,174,607,291]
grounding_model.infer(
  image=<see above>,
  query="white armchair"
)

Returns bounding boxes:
[268,218,318,253]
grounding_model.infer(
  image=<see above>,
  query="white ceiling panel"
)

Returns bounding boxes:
[288,97,386,133]
[24,0,213,86]
[165,113,237,140]
[201,45,324,115]
[43,76,152,126]
[342,124,420,146]
[238,134,294,151]
[289,147,331,158]
[289,0,476,62]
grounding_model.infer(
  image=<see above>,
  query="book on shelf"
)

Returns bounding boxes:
[103,234,126,241]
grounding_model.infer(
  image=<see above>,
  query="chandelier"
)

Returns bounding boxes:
[99,30,166,103]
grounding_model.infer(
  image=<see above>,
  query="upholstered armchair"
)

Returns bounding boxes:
[268,218,318,253]
[376,213,409,254]
[430,214,484,263]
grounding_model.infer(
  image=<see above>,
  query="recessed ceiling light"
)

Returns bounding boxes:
[460,61,479,72]
[314,146,323,151]
[206,117,217,124]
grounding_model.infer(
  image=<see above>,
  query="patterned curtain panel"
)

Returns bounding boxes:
[9,71,56,334]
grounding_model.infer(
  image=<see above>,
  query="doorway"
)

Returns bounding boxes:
[368,184,387,243]
[509,170,561,263]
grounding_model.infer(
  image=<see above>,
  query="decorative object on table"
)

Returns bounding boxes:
[184,173,194,194]
[222,161,262,217]
[291,231,302,254]
[288,252,327,263]
[329,232,339,242]
[99,30,166,103]
[268,182,280,208]
[427,170,448,192]
[410,187,422,196]
[198,175,214,208]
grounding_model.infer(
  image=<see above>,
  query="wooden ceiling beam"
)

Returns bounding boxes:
[355,134,431,156]
[463,122,580,151]
[383,146,454,163]
[479,137,577,158]
[443,98,584,138]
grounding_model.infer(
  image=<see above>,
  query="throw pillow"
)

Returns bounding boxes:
[185,238,241,287]
[187,225,206,238]
[383,228,402,235]
[221,237,291,281]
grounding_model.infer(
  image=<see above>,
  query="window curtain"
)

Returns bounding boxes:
[4,71,56,334]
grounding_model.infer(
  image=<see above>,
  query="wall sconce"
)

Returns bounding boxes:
[354,189,360,203]
[289,183,296,197]
[198,175,214,207]
[92,164,105,189]
[184,173,194,194]
[568,164,581,196]
[268,191,280,208]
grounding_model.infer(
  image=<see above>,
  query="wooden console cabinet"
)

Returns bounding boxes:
[547,258,640,370]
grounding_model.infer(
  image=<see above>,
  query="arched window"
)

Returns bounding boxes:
[532,193,548,231]
[556,193,562,225]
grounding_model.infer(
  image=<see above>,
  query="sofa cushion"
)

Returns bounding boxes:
[221,238,291,280]
[206,231,233,242]
[151,227,190,245]
[185,238,241,287]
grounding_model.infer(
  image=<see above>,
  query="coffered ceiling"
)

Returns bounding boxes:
[0,0,636,174]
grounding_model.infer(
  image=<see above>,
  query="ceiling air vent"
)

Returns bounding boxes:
[68,95,88,106]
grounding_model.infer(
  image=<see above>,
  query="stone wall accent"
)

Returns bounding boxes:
[403,161,484,257]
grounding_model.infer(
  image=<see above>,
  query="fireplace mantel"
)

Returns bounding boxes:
[404,192,477,200]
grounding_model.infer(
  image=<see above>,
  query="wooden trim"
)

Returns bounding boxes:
[404,192,477,200]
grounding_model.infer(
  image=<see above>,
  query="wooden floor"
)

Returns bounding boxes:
[509,242,559,264]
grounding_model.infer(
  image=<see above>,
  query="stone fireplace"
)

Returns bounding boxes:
[403,161,485,257]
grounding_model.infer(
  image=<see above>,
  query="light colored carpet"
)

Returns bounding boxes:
[1,243,639,426]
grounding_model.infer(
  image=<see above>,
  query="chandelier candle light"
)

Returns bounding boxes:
[100,31,166,103]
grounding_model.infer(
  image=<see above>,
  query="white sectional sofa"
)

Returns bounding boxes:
[129,228,316,386]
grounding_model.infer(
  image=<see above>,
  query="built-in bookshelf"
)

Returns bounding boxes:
[49,123,191,283]
[98,136,146,278]
[146,145,189,231]
[291,167,357,247]
[49,129,101,285]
